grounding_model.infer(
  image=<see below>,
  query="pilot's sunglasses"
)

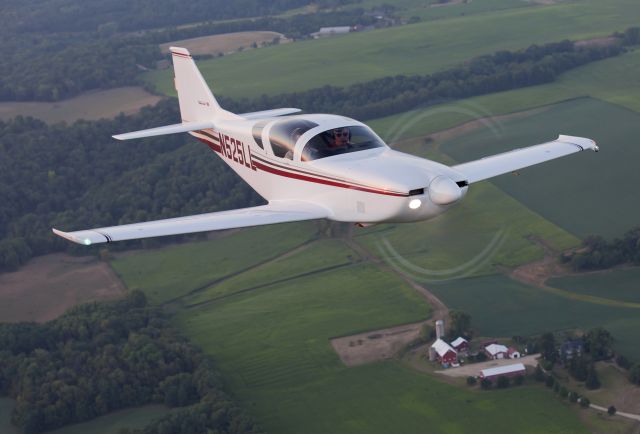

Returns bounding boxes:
[334,131,348,137]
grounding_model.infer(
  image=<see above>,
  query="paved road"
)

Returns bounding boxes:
[590,404,640,422]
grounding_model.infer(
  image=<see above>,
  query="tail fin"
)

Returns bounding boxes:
[170,47,239,122]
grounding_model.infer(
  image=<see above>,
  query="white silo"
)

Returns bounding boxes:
[435,320,445,339]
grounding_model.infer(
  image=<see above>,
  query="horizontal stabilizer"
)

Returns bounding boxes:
[113,121,216,140]
[453,135,598,183]
[53,201,328,245]
[240,108,302,120]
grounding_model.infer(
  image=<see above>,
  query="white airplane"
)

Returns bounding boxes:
[53,47,598,245]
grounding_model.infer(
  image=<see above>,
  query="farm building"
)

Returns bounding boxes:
[485,343,509,359]
[479,363,526,380]
[431,339,457,365]
[507,347,521,358]
[559,338,584,363]
[311,26,351,38]
[451,337,469,353]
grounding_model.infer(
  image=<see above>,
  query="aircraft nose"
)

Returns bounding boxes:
[428,176,462,205]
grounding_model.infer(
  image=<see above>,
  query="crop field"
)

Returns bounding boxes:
[159,31,286,56]
[166,240,587,434]
[369,48,640,142]
[355,168,578,281]
[110,221,317,303]
[351,0,530,21]
[0,87,162,124]
[48,405,169,434]
[549,268,640,305]
[440,97,640,239]
[145,0,640,99]
[428,275,640,360]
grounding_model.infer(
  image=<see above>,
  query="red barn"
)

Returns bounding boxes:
[431,339,457,365]
[451,337,469,353]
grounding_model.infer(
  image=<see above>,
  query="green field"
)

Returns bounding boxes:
[110,221,317,303]
[549,268,640,305]
[147,238,588,434]
[429,274,640,360]
[440,97,640,239]
[145,0,640,99]
[353,0,531,21]
[369,48,640,142]
[355,177,578,280]
[48,405,170,434]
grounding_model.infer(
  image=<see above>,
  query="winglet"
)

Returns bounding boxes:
[557,135,599,152]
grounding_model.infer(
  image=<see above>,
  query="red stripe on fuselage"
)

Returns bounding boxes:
[193,132,408,198]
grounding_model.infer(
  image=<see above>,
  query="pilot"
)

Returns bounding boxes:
[330,127,350,148]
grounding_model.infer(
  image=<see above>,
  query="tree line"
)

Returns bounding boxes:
[0,291,263,434]
[561,226,640,271]
[221,32,636,121]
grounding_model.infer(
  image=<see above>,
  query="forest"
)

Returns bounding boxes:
[0,291,263,434]
[1,33,639,272]
[0,0,372,101]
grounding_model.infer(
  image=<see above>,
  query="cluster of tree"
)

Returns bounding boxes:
[223,35,633,122]
[447,310,472,340]
[537,328,617,389]
[2,0,362,34]
[535,369,592,409]
[0,291,262,434]
[0,101,262,271]
[616,355,640,386]
[561,226,640,271]
[478,374,524,390]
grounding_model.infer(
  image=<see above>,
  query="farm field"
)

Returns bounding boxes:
[548,268,640,305]
[355,176,578,280]
[110,221,317,304]
[369,48,640,142]
[145,0,640,99]
[47,405,170,434]
[350,0,530,21]
[159,31,286,56]
[428,275,640,360]
[440,97,640,240]
[0,87,162,124]
[155,240,588,434]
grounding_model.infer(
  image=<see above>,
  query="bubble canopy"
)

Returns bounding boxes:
[301,125,386,162]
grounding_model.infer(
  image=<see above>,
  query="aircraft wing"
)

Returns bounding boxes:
[453,135,598,183]
[52,201,328,245]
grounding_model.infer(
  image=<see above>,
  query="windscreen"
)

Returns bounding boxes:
[301,126,385,162]
[269,119,318,159]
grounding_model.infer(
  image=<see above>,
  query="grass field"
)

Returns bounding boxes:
[428,275,640,360]
[355,176,578,281]
[145,0,640,99]
[440,97,640,240]
[48,405,170,434]
[351,0,531,20]
[0,87,162,124]
[160,31,286,56]
[369,48,640,142]
[549,268,640,305]
[110,222,317,304]
[159,239,588,434]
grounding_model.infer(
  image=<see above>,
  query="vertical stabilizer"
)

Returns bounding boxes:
[169,47,239,122]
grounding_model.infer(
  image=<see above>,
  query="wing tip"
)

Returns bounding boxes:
[52,228,96,245]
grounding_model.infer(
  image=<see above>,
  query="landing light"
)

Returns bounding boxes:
[409,199,422,210]
[83,238,92,246]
